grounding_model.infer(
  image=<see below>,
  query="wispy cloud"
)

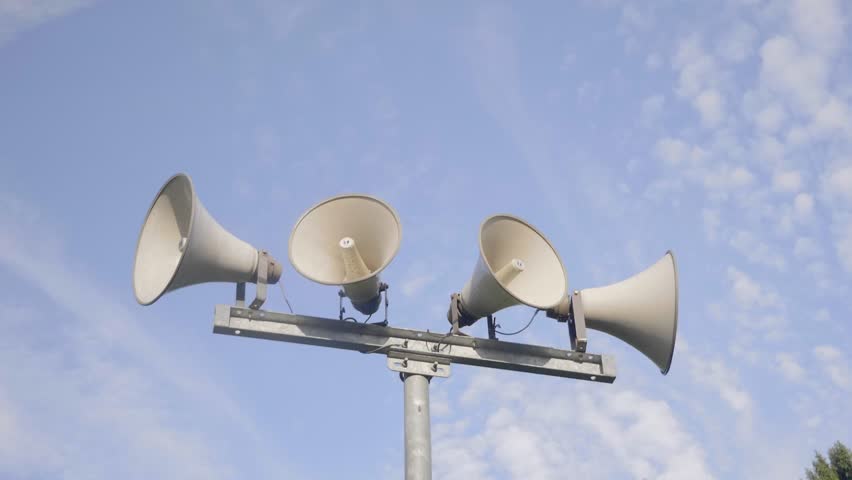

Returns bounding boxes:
[0,0,95,46]
[434,371,715,480]
[813,345,851,390]
[0,192,292,479]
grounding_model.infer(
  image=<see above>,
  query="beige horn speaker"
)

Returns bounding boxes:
[449,214,568,329]
[578,251,679,374]
[133,173,283,306]
[289,194,401,315]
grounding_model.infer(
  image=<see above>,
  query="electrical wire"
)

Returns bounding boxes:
[277,281,294,313]
[361,343,407,354]
[426,330,455,354]
[494,309,540,336]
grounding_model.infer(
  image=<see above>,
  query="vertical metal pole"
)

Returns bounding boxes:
[403,373,431,480]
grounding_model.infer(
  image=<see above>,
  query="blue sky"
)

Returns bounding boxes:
[1,0,850,478]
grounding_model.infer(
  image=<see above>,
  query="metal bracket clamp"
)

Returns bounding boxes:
[487,315,498,340]
[546,291,587,353]
[387,351,451,378]
[337,283,390,326]
[568,291,588,353]
[235,250,271,310]
[447,293,476,336]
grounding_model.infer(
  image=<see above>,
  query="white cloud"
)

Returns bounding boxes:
[654,137,706,166]
[401,271,437,297]
[620,3,653,31]
[688,355,753,416]
[753,135,786,165]
[0,0,95,45]
[759,36,829,115]
[694,89,725,127]
[641,94,665,126]
[813,345,851,390]
[435,373,716,480]
[772,170,802,193]
[703,208,721,242]
[726,266,782,309]
[793,236,823,258]
[703,165,754,190]
[822,163,852,203]
[717,21,757,63]
[832,217,852,272]
[805,416,823,428]
[810,96,852,139]
[793,192,815,219]
[791,0,846,55]
[646,52,662,70]
[729,231,787,271]
[775,353,805,382]
[254,126,282,166]
[754,104,787,133]
[673,35,720,98]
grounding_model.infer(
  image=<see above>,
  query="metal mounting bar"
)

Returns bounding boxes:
[213,305,616,382]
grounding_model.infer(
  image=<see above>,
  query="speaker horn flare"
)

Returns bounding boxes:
[133,173,282,306]
[289,194,401,315]
[579,251,679,374]
[451,215,568,328]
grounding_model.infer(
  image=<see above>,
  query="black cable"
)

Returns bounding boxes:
[363,314,373,323]
[495,309,540,336]
[277,281,294,313]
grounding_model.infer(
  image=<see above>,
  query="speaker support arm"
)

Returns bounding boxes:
[546,291,588,353]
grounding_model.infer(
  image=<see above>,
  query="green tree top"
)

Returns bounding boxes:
[806,442,852,480]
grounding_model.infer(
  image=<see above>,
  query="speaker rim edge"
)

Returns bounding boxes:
[132,172,197,306]
[477,213,569,310]
[660,249,679,375]
[288,193,403,286]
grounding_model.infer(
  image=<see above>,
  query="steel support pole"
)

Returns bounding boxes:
[403,373,431,480]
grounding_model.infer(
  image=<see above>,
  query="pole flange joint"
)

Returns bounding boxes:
[387,351,451,378]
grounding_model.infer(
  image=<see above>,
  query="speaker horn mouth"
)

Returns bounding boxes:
[289,194,402,286]
[477,214,568,310]
[133,173,197,305]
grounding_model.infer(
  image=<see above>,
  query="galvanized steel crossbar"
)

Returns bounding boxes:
[213,305,617,383]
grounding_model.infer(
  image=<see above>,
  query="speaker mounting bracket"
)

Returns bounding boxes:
[486,315,498,340]
[337,283,390,326]
[567,291,588,353]
[447,293,474,336]
[235,250,272,310]
[546,291,587,353]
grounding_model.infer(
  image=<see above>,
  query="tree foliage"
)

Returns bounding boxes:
[806,442,852,480]
[828,442,852,480]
